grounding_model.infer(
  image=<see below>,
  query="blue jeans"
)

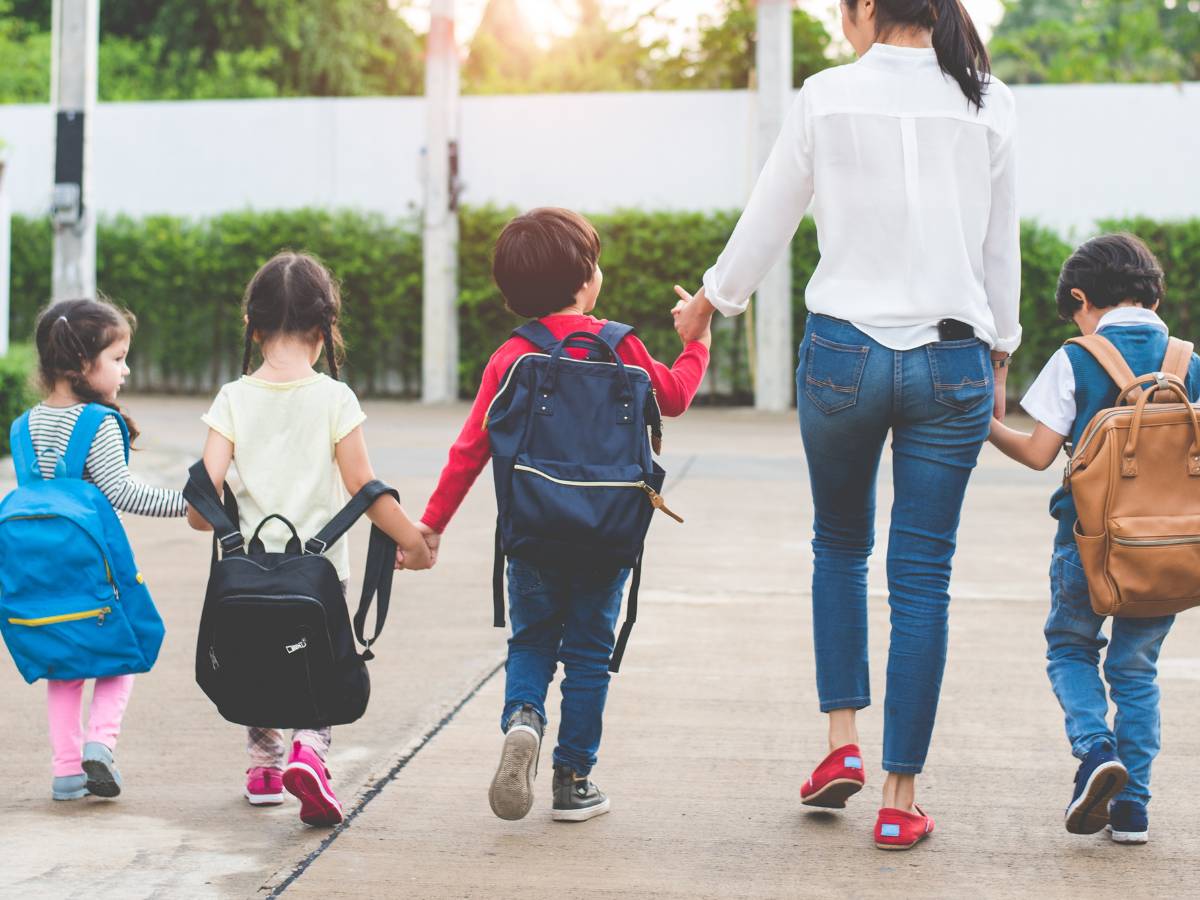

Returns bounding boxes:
[797,314,992,774]
[1046,541,1173,805]
[502,558,630,776]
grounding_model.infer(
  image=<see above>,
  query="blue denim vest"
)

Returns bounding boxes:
[1051,324,1200,544]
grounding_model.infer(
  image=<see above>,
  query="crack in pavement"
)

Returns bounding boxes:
[263,659,506,897]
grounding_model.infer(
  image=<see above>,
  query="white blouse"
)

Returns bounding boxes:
[703,43,1021,353]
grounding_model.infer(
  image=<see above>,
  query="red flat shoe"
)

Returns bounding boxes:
[801,743,865,808]
[875,804,934,850]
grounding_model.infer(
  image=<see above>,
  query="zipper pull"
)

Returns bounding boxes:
[209,647,220,671]
[97,609,107,626]
[639,483,684,523]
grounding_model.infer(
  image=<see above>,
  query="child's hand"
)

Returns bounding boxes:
[416,521,441,568]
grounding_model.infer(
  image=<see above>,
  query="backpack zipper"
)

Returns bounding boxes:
[485,353,654,429]
[513,464,684,523]
[8,606,111,627]
[1113,535,1200,548]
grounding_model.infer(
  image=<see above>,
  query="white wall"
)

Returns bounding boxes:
[1,84,1197,234]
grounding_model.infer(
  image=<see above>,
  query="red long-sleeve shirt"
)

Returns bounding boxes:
[421,314,710,534]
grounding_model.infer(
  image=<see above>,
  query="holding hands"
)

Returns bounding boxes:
[396,521,440,570]
[672,285,714,348]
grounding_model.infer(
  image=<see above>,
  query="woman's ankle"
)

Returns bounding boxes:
[827,708,859,751]
[881,773,917,812]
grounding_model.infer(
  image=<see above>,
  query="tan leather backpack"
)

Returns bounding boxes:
[1065,333,1200,617]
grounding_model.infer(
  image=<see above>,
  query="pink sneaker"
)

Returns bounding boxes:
[282,741,344,826]
[245,766,285,806]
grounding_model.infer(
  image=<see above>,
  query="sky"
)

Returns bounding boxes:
[402,0,1008,51]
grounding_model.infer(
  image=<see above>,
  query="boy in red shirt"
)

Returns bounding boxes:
[418,207,709,822]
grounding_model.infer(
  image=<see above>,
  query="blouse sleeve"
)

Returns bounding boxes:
[702,87,814,318]
[983,86,1022,354]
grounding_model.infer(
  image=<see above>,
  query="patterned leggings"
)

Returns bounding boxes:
[246,727,331,769]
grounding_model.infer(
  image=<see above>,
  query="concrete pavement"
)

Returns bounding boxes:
[1,399,1198,898]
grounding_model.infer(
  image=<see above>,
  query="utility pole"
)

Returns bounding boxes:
[50,0,99,300]
[754,0,794,411]
[422,0,461,403]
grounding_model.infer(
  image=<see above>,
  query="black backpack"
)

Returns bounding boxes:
[183,461,399,729]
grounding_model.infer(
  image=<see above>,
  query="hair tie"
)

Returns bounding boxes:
[57,316,68,324]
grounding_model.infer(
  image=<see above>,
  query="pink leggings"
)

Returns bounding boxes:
[46,676,135,777]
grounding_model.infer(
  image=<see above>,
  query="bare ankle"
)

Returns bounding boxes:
[827,708,859,751]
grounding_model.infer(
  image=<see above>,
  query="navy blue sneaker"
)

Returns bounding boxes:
[1107,799,1149,844]
[1065,742,1128,834]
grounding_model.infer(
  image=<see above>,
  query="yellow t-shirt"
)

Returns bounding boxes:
[202,373,367,581]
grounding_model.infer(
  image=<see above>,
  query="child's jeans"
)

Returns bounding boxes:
[247,727,331,768]
[502,558,630,777]
[1046,541,1174,805]
[46,675,135,777]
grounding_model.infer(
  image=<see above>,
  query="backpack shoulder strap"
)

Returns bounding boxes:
[305,480,401,653]
[512,321,559,352]
[1161,337,1194,382]
[64,404,128,480]
[183,460,245,555]
[594,321,635,360]
[1066,334,1138,392]
[10,413,40,486]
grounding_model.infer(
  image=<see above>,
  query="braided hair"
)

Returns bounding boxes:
[241,251,345,379]
[1055,233,1165,321]
[34,297,141,442]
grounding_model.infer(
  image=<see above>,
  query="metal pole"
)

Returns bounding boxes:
[753,0,794,411]
[50,0,99,300]
[0,156,10,356]
[422,0,461,404]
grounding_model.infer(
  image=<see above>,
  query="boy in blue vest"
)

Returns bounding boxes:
[990,233,1200,844]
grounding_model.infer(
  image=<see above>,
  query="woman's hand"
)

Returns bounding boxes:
[672,285,714,347]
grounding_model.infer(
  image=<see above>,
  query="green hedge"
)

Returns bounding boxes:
[8,209,1199,401]
[0,344,38,456]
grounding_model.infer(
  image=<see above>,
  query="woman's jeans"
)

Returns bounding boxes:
[797,314,992,774]
[502,558,630,777]
[1046,541,1173,805]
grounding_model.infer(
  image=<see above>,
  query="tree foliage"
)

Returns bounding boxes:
[990,0,1199,84]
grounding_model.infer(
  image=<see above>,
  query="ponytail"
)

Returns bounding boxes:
[930,0,990,109]
[850,0,991,110]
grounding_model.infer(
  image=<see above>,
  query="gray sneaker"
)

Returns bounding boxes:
[551,764,610,822]
[82,741,122,798]
[489,705,543,820]
[52,773,89,801]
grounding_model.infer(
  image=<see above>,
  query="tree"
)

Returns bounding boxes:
[990,0,1194,84]
[463,0,539,93]
[656,0,837,89]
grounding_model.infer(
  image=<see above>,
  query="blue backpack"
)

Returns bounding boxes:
[0,404,165,683]
[488,322,682,672]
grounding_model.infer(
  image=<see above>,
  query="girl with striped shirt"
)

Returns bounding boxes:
[28,298,186,802]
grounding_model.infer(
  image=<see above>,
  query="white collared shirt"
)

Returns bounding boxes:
[702,43,1021,353]
[1020,307,1170,437]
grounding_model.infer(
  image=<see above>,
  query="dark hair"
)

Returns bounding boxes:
[241,251,345,378]
[492,208,601,318]
[1056,233,1165,322]
[34,297,140,442]
[844,0,990,109]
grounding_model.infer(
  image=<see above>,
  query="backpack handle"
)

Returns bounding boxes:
[542,331,634,402]
[247,514,303,555]
[1121,376,1200,477]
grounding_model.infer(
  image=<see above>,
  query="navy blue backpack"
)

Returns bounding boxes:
[0,405,165,683]
[487,321,682,672]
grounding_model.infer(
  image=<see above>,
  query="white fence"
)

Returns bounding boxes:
[1,83,1198,234]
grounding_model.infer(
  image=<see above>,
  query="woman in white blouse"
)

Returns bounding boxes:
[675,0,1019,850]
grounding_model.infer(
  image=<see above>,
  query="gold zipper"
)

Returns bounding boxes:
[8,606,111,627]
[1113,535,1200,548]
[513,464,684,523]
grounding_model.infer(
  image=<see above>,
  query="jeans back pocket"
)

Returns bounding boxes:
[803,333,869,414]
[926,341,990,412]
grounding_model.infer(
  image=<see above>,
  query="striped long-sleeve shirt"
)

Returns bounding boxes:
[26,403,187,517]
